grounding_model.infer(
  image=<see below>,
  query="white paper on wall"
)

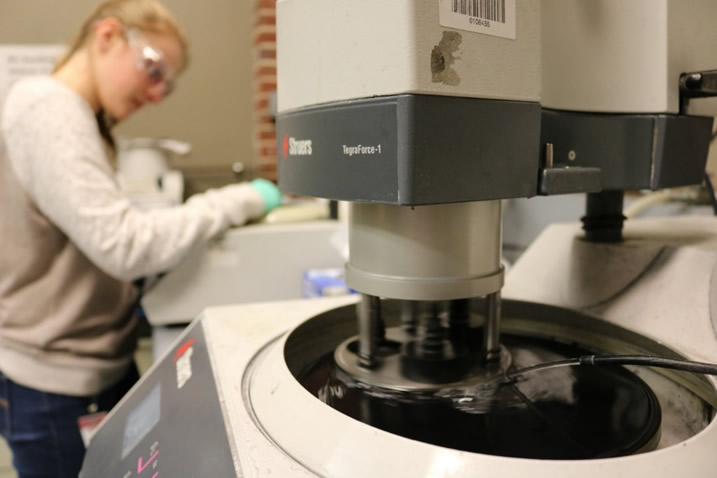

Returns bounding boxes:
[0,44,67,103]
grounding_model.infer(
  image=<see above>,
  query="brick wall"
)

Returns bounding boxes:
[252,0,278,181]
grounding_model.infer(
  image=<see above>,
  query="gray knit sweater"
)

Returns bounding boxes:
[0,76,265,396]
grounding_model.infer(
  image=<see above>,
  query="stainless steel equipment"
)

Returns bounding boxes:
[81,1,717,476]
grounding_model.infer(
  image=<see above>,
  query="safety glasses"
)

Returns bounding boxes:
[124,27,176,96]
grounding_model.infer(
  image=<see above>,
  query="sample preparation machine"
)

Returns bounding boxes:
[81,1,717,476]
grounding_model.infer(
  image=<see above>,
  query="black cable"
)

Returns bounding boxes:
[508,354,717,380]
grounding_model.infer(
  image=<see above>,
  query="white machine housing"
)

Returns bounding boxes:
[81,217,717,478]
[542,0,717,113]
[276,0,540,111]
[141,220,347,357]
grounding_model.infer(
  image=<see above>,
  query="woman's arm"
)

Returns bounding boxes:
[2,79,266,281]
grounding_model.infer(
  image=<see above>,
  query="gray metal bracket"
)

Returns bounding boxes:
[539,166,602,195]
[538,142,601,195]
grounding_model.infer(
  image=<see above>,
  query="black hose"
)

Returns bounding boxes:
[704,173,717,215]
[704,130,717,214]
[508,354,717,379]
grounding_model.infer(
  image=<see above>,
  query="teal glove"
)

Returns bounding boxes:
[250,178,282,213]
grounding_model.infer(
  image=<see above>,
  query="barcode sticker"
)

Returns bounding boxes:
[438,0,516,40]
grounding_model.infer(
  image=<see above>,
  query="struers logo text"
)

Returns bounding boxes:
[282,134,313,158]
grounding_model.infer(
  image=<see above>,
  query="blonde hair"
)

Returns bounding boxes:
[54,0,189,152]
[55,0,188,71]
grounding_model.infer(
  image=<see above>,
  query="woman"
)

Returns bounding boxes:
[0,1,280,476]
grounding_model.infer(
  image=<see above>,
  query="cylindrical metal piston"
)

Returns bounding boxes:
[346,201,503,301]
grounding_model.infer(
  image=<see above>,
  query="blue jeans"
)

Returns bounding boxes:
[0,364,139,478]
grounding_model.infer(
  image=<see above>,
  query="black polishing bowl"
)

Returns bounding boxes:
[299,335,661,460]
[288,300,666,460]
